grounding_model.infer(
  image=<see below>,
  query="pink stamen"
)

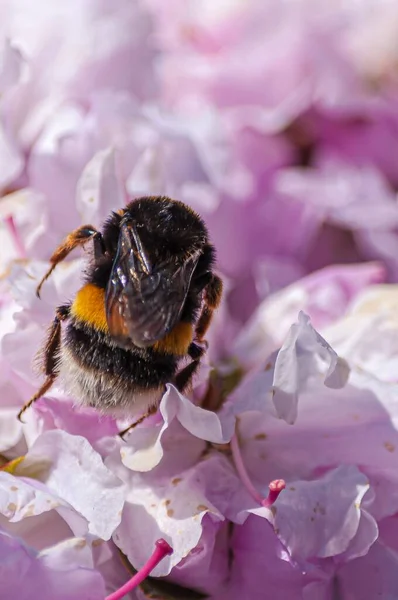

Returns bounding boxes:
[105,539,173,600]
[230,432,264,506]
[5,214,26,259]
[230,431,285,508]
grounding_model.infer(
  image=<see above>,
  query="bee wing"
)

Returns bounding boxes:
[105,221,199,348]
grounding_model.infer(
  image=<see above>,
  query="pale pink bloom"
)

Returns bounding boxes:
[234,262,386,368]
[1,1,398,597]
[0,530,106,600]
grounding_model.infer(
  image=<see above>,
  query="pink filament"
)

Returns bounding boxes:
[5,214,26,259]
[230,432,264,505]
[230,431,285,508]
[105,539,173,600]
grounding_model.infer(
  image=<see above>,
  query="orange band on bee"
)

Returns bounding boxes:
[153,321,193,355]
[71,283,193,355]
[71,284,108,332]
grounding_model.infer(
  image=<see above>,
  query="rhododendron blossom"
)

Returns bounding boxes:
[1,1,398,599]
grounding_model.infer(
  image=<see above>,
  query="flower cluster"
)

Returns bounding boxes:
[1,1,398,598]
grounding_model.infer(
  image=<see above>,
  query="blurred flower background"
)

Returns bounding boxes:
[1,0,398,598]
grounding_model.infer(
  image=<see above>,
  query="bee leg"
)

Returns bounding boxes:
[118,338,216,439]
[118,354,204,439]
[174,276,223,397]
[195,273,223,342]
[17,305,70,422]
[175,359,201,393]
[118,404,159,439]
[36,225,106,298]
[187,341,207,360]
[17,376,57,423]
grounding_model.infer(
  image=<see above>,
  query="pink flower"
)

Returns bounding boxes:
[0,530,106,600]
[1,1,398,597]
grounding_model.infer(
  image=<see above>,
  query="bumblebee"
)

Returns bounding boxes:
[17,196,223,423]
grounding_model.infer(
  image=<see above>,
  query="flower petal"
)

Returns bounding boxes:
[113,454,228,577]
[272,312,349,424]
[76,147,125,227]
[0,529,106,600]
[273,465,375,560]
[25,430,126,539]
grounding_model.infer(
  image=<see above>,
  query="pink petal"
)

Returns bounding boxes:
[33,396,118,444]
[0,39,24,93]
[26,430,126,540]
[76,147,125,227]
[272,312,349,424]
[0,529,106,600]
[223,514,309,600]
[234,262,386,368]
[273,465,375,560]
[113,453,227,577]
[162,384,234,444]
[120,414,206,474]
[338,540,398,600]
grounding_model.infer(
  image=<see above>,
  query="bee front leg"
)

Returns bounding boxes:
[118,404,159,439]
[36,225,106,297]
[195,273,223,343]
[174,359,201,394]
[119,352,205,439]
[187,341,207,360]
[173,275,223,397]
[17,305,70,422]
